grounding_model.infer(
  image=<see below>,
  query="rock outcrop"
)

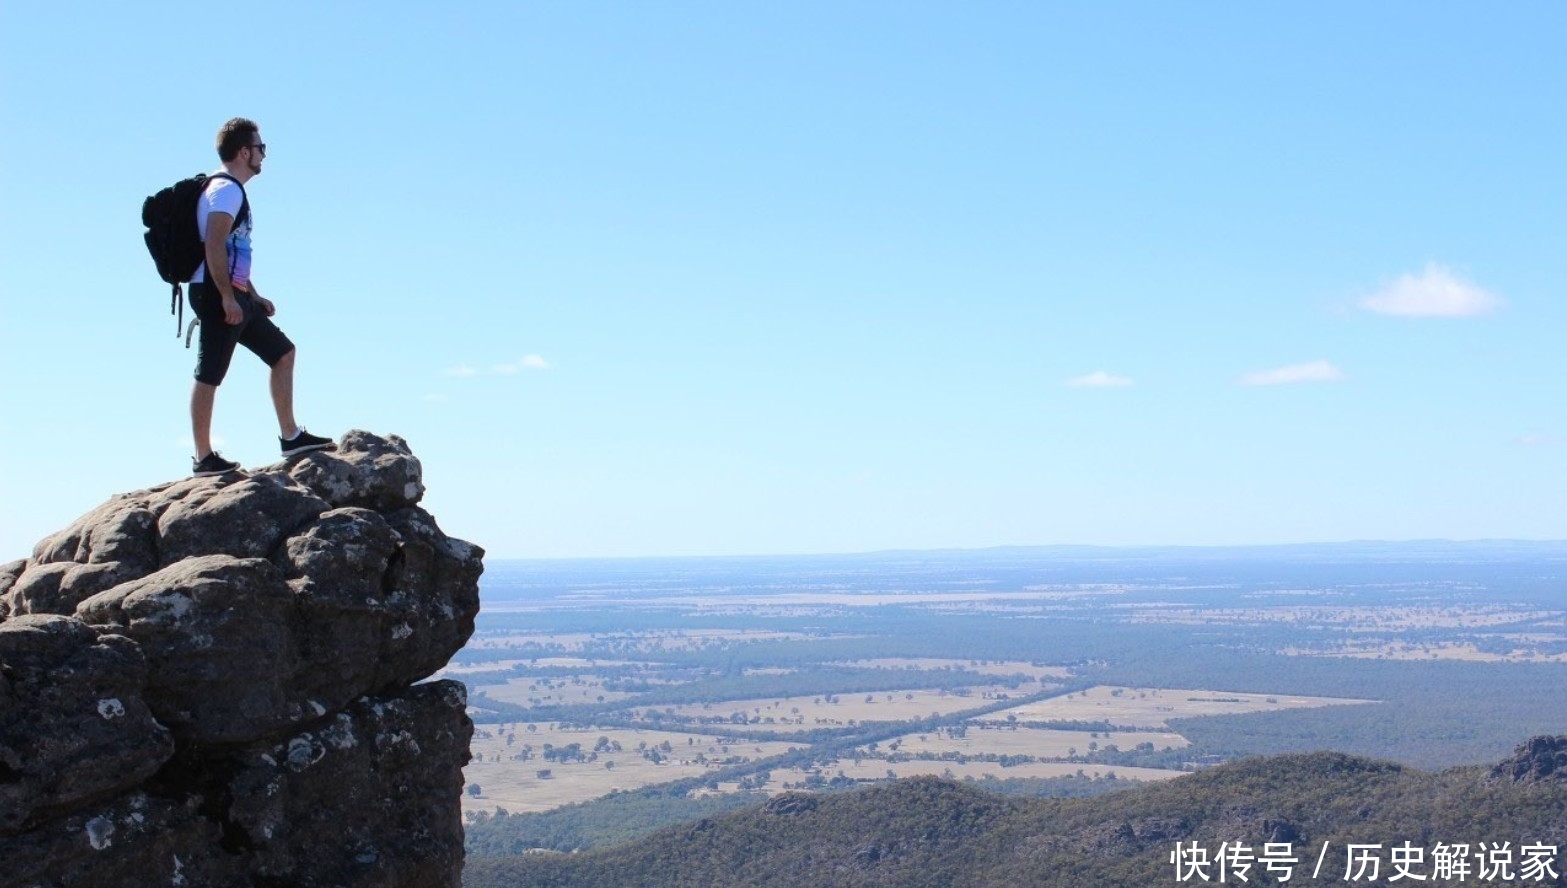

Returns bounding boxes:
[1490,734,1567,784]
[0,431,481,888]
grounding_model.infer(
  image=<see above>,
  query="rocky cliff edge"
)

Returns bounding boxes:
[0,431,481,888]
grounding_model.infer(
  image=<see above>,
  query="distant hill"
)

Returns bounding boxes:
[465,736,1567,888]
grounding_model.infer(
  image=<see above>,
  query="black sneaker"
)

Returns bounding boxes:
[193,451,242,477]
[280,427,336,457]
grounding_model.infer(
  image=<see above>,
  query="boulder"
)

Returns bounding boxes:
[155,474,330,566]
[6,559,147,618]
[0,432,481,888]
[222,681,473,886]
[0,559,28,619]
[287,429,427,512]
[0,615,172,834]
[75,554,299,746]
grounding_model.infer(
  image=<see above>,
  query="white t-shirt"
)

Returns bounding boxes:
[192,173,252,290]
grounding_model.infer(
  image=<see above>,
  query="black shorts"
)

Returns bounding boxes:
[189,282,295,386]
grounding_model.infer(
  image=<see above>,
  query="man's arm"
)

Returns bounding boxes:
[203,212,244,325]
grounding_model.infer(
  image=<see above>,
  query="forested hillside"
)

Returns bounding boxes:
[465,737,1567,888]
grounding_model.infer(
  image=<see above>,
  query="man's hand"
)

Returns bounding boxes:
[221,294,243,325]
[255,295,276,317]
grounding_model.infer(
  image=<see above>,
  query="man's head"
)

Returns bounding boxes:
[216,117,265,178]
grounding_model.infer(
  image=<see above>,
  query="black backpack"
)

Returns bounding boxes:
[141,172,249,337]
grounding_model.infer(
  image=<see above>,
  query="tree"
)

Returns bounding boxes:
[467,783,482,798]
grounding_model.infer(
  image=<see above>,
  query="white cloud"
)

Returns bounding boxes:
[445,356,550,377]
[1065,371,1133,388]
[1361,264,1502,317]
[1239,360,1346,387]
[1518,434,1558,447]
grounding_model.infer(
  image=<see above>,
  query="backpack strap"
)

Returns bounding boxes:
[205,172,250,231]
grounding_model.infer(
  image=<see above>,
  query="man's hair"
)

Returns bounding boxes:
[216,118,260,162]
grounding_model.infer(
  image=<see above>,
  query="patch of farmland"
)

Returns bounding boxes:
[984,689,1378,729]
[436,658,534,676]
[764,759,1183,790]
[461,632,601,651]
[1281,640,1567,663]
[657,588,1140,609]
[518,656,657,668]
[479,676,638,708]
[1122,605,1556,631]
[647,686,1030,732]
[462,724,801,815]
[870,725,1187,759]
[988,686,1375,729]
[829,658,1072,681]
[463,628,826,654]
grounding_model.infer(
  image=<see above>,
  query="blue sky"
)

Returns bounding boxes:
[2,2,1563,559]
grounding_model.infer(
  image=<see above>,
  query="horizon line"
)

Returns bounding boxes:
[483,537,1567,564]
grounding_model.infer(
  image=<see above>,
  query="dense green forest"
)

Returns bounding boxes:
[464,772,1137,857]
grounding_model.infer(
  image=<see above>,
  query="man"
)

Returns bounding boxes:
[189,118,333,477]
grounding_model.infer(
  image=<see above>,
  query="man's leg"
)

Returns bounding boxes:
[190,281,243,468]
[247,316,329,454]
[269,348,299,439]
[191,381,220,458]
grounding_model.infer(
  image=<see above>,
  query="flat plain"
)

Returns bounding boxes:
[449,543,1567,818]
